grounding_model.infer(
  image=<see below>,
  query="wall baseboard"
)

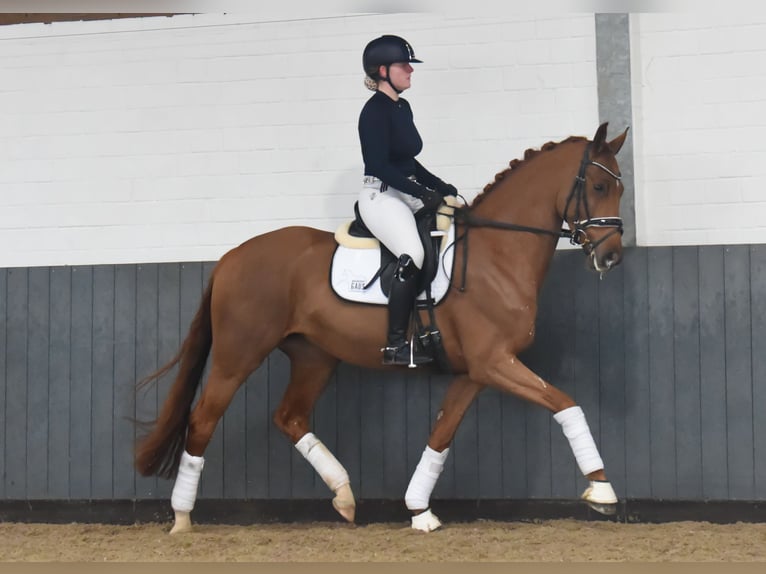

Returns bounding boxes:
[1,499,764,525]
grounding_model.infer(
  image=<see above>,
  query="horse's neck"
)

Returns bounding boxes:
[468,150,575,295]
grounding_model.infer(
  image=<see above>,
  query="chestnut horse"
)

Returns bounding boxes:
[135,122,629,533]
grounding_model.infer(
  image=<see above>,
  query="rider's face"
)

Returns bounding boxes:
[382,62,413,91]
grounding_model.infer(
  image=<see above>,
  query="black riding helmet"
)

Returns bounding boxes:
[362,35,422,93]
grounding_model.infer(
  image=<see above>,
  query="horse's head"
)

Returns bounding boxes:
[563,122,629,274]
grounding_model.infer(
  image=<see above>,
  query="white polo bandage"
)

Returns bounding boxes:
[404,446,450,510]
[295,433,350,492]
[553,406,604,476]
[171,451,205,513]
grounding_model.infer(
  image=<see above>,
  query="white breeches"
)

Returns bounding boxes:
[358,183,425,269]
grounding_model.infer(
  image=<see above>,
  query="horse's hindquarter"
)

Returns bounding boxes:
[209,226,390,368]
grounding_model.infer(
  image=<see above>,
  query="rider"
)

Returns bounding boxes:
[358,34,458,366]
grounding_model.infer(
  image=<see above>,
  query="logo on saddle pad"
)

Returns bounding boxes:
[330,201,458,306]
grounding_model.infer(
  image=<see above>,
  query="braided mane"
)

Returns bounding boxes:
[471,136,587,208]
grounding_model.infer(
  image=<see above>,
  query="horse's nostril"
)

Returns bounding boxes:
[605,252,622,269]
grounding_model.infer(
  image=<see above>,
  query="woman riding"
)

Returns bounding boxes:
[358,34,458,367]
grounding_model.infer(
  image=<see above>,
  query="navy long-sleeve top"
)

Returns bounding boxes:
[358,91,443,198]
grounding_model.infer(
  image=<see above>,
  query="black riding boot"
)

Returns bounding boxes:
[382,255,433,367]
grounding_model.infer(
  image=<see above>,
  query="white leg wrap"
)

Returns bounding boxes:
[295,433,350,492]
[171,451,205,513]
[554,406,604,476]
[405,446,450,510]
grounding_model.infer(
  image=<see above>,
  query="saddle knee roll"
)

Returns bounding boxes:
[394,253,420,282]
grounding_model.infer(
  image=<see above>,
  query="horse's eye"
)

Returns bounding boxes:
[593,183,605,193]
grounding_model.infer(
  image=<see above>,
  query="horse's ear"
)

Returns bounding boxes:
[608,126,630,155]
[592,122,609,153]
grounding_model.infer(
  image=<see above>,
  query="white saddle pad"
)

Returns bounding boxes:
[330,224,457,306]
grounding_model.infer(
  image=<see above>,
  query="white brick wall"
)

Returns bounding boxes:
[632,13,766,246]
[0,13,599,267]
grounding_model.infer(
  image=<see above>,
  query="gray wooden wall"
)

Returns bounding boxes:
[1,245,764,503]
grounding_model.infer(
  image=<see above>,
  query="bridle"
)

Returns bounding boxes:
[563,143,624,257]
[448,142,624,288]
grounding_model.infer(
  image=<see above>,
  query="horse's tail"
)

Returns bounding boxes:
[134,275,215,480]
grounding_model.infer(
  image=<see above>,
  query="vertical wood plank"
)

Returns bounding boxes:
[70,266,93,499]
[673,247,702,497]
[723,246,754,499]
[0,269,6,499]
[572,256,602,495]
[26,268,49,499]
[245,362,270,499]
[6,268,28,498]
[267,350,291,498]
[598,258,626,498]
[135,264,158,499]
[155,263,181,500]
[113,265,136,498]
[336,363,362,499]
[48,267,72,499]
[698,246,728,498]
[750,245,766,499]
[476,388,503,498]
[545,251,578,499]
[451,380,479,499]
[359,371,384,498]
[382,374,407,497]
[622,247,651,498]
[647,247,676,497]
[501,395,527,498]
[91,266,115,498]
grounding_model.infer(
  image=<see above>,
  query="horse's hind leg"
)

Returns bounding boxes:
[405,375,484,532]
[169,356,263,534]
[272,336,355,522]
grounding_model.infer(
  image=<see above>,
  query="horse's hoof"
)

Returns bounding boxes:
[581,480,618,516]
[332,483,356,523]
[169,511,193,534]
[586,501,617,516]
[411,508,442,532]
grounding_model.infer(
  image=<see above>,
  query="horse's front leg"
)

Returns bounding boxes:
[405,375,484,532]
[470,352,618,514]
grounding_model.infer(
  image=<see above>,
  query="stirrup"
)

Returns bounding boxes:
[381,338,432,368]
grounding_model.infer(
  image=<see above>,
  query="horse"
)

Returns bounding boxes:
[135,122,629,534]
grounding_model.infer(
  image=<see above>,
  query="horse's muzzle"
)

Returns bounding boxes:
[590,249,622,273]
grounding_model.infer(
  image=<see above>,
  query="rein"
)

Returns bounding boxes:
[449,142,624,290]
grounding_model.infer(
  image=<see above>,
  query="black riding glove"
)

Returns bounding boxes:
[439,183,458,197]
[420,188,444,211]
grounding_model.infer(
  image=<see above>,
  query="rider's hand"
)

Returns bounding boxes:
[420,188,444,211]
[439,183,458,197]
